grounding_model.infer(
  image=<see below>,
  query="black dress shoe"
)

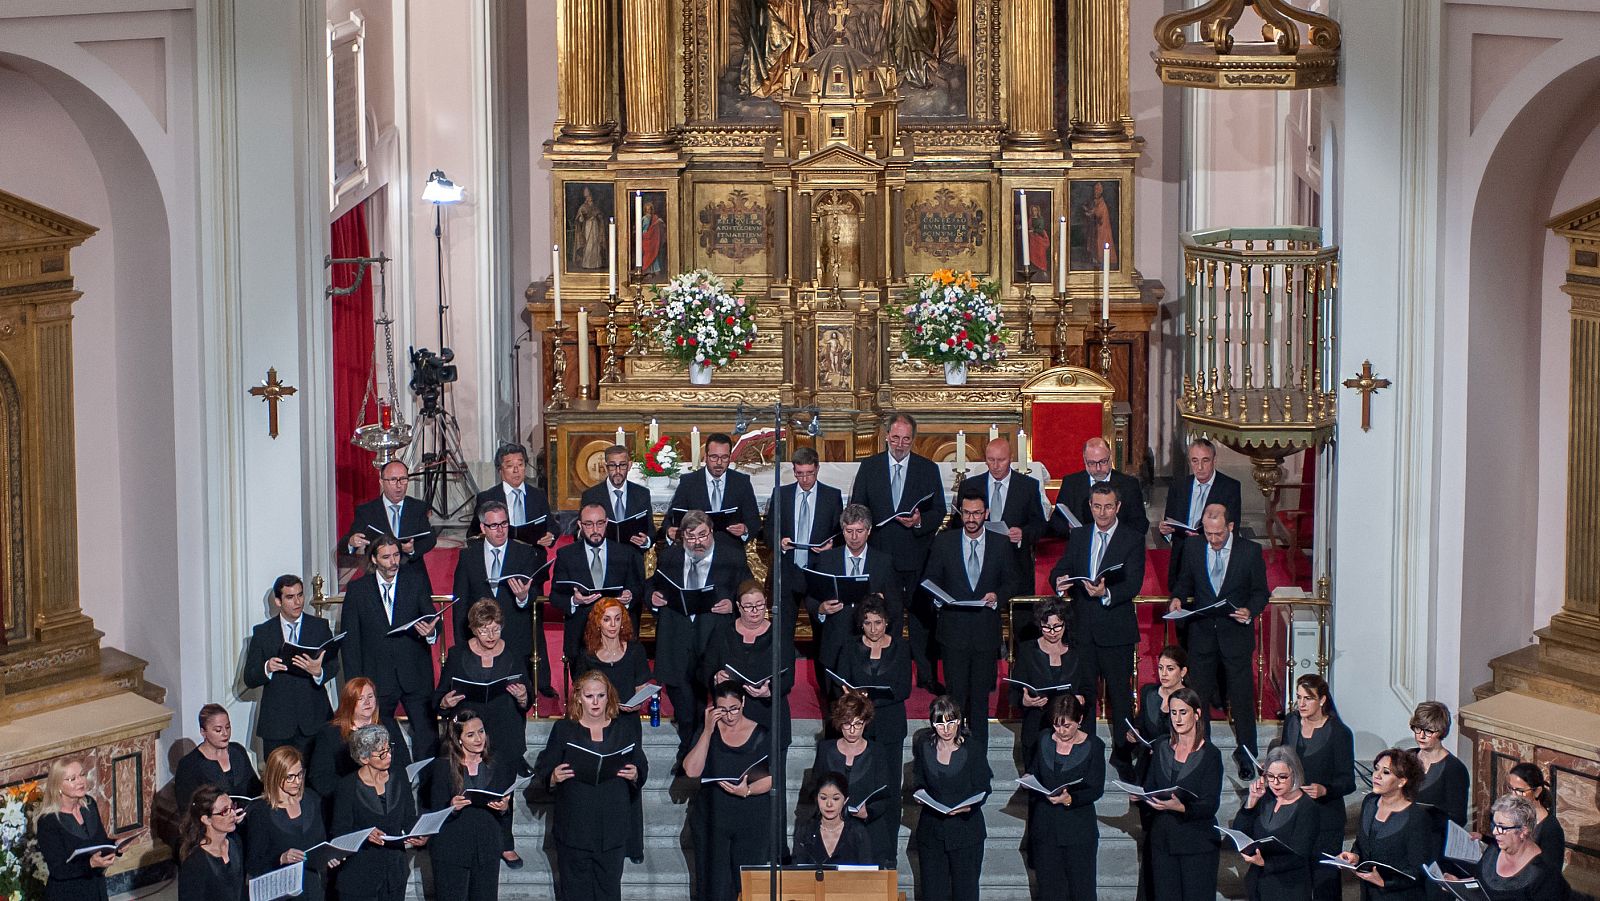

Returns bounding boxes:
[1234,751,1255,780]
[502,854,524,869]
[538,684,558,699]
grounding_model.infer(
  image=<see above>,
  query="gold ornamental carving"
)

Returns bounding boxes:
[1153,0,1341,91]
[1068,0,1132,141]
[1003,0,1060,150]
[621,0,675,151]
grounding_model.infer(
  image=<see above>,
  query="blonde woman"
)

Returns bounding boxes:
[244,746,331,901]
[35,757,118,901]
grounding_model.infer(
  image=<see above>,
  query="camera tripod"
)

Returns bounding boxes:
[414,402,478,521]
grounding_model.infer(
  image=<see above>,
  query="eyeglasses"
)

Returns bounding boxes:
[210,804,235,816]
[714,705,742,715]
[840,719,866,730]
[1040,622,1065,632]
[1263,772,1292,783]
[284,772,304,782]
[482,521,510,530]
[737,603,767,612]
[1508,785,1533,796]
[933,718,961,727]
[1410,726,1441,737]
[380,476,409,483]
[1490,822,1521,834]
[604,462,629,470]
[370,746,393,759]
[475,624,503,634]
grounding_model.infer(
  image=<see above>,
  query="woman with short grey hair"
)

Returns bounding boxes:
[1461,793,1566,899]
[1230,746,1319,900]
[331,724,422,901]
[349,724,390,765]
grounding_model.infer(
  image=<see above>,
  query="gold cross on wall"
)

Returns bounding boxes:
[828,0,851,35]
[1341,359,1391,432]
[248,367,298,439]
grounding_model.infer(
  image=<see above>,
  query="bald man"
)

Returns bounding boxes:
[342,460,437,576]
[1049,436,1148,539]
[958,438,1048,586]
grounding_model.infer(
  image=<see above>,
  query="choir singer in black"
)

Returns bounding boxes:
[806,504,897,687]
[550,502,647,674]
[330,725,424,901]
[1230,747,1319,900]
[36,757,117,901]
[1272,674,1355,901]
[342,460,436,576]
[243,574,338,758]
[1050,436,1148,537]
[340,536,441,757]
[665,432,761,544]
[1335,749,1436,901]
[173,704,260,815]
[468,443,558,553]
[764,445,842,644]
[1008,597,1085,767]
[426,711,515,901]
[910,696,992,901]
[1140,687,1223,901]
[178,785,244,901]
[1158,438,1242,588]
[683,681,774,901]
[704,581,797,755]
[579,445,654,624]
[1024,695,1105,901]
[959,438,1048,585]
[244,747,329,901]
[452,500,551,697]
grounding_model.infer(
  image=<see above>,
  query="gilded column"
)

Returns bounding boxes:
[620,0,674,151]
[1068,0,1132,142]
[1003,0,1060,151]
[1556,290,1600,635]
[558,0,615,144]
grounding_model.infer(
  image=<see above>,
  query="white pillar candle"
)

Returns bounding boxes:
[552,245,563,321]
[955,430,966,467]
[577,307,590,390]
[1057,215,1067,292]
[989,423,999,442]
[1018,429,1030,470]
[615,426,626,448]
[1017,190,1030,269]
[691,426,702,466]
[634,192,644,269]
[649,419,659,443]
[607,218,617,296]
[1101,243,1112,321]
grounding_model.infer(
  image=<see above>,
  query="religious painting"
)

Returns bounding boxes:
[711,0,970,122]
[562,181,614,274]
[694,185,772,274]
[815,324,855,392]
[1013,189,1052,283]
[627,189,669,283]
[1069,179,1120,272]
[903,182,988,274]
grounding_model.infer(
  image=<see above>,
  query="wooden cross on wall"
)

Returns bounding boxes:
[1341,359,1391,432]
[248,367,297,439]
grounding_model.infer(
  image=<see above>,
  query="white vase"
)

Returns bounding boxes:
[944,361,969,386]
[689,362,714,385]
[646,475,671,492]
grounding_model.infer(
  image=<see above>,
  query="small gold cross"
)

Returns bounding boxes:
[828,0,851,35]
[1341,360,1391,432]
[248,367,298,439]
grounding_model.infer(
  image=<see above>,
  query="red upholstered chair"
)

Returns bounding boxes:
[1020,366,1115,492]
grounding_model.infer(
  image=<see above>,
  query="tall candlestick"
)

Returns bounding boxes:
[955,430,966,468]
[1018,429,1030,470]
[1017,190,1030,269]
[989,423,999,442]
[552,245,563,321]
[634,192,644,269]
[649,419,659,444]
[607,219,617,296]
[1057,216,1067,292]
[577,307,591,391]
[1101,243,1111,321]
[691,427,702,466]
[615,426,626,448]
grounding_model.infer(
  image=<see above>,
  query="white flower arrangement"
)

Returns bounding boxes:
[894,269,1010,366]
[633,269,758,369]
[0,782,45,899]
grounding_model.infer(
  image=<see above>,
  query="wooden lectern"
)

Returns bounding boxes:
[740,867,900,901]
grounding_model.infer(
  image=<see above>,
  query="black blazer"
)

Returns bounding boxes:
[666,467,762,541]
[910,728,991,850]
[339,569,438,696]
[450,537,544,652]
[1170,534,1270,653]
[1409,750,1470,827]
[1350,794,1441,898]
[580,479,656,550]
[1230,793,1320,897]
[549,538,648,619]
[329,773,416,899]
[177,834,243,901]
[174,745,261,815]
[532,716,649,859]
[1273,713,1356,836]
[242,615,338,742]
[468,481,554,548]
[243,794,327,901]
[1051,522,1147,647]
[36,798,112,901]
[1163,472,1243,530]
[306,720,411,809]
[1026,733,1107,847]
[792,816,875,867]
[851,451,947,573]
[649,540,752,685]
[958,469,1049,575]
[921,529,1023,656]
[1143,736,1223,855]
[425,754,516,868]
[764,481,845,590]
[1052,469,1149,537]
[805,546,898,634]
[343,495,437,572]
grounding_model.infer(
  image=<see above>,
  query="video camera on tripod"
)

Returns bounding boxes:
[408,346,457,418]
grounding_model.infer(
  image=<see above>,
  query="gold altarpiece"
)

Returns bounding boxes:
[537,0,1160,507]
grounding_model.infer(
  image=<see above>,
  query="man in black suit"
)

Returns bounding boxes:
[451,499,554,697]
[920,487,1024,747]
[650,511,752,755]
[665,432,761,545]
[764,446,842,644]
[1050,481,1146,776]
[1160,437,1243,589]
[1169,503,1269,778]
[342,460,436,576]
[468,443,558,552]
[579,444,655,570]
[242,574,338,758]
[550,502,648,672]
[851,412,948,692]
[806,503,899,681]
[1050,436,1149,538]
[340,536,441,757]
[959,438,1049,586]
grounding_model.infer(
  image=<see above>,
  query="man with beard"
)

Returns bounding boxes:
[550,502,647,674]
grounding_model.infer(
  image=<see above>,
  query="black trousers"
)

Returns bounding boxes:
[1150,847,1220,901]
[377,690,438,758]
[897,571,940,687]
[556,843,624,901]
[1187,626,1258,755]
[1079,642,1135,757]
[941,644,996,750]
[665,682,703,756]
[1310,824,1343,901]
[703,815,772,901]
[914,840,982,901]
[260,732,315,761]
[431,858,498,901]
[1030,836,1097,901]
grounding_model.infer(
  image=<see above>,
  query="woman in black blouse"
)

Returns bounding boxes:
[1230,746,1319,900]
[1009,598,1085,771]
[1456,794,1566,900]
[532,671,648,901]
[1506,762,1566,876]
[1407,700,1469,826]
[178,785,244,901]
[792,772,874,867]
[428,710,514,901]
[309,677,411,817]
[1025,694,1105,901]
[703,581,797,755]
[684,680,775,901]
[911,695,992,901]
[174,704,261,815]
[1336,749,1437,900]
[578,597,652,709]
[1140,686,1222,901]
[330,724,424,901]
[1272,673,1356,901]
[1127,645,1189,775]
[244,747,331,901]
[35,757,118,901]
[833,598,912,776]
[809,692,896,869]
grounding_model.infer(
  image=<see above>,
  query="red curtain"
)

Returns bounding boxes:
[331,202,375,533]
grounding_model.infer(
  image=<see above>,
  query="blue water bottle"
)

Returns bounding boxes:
[648,694,661,728]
